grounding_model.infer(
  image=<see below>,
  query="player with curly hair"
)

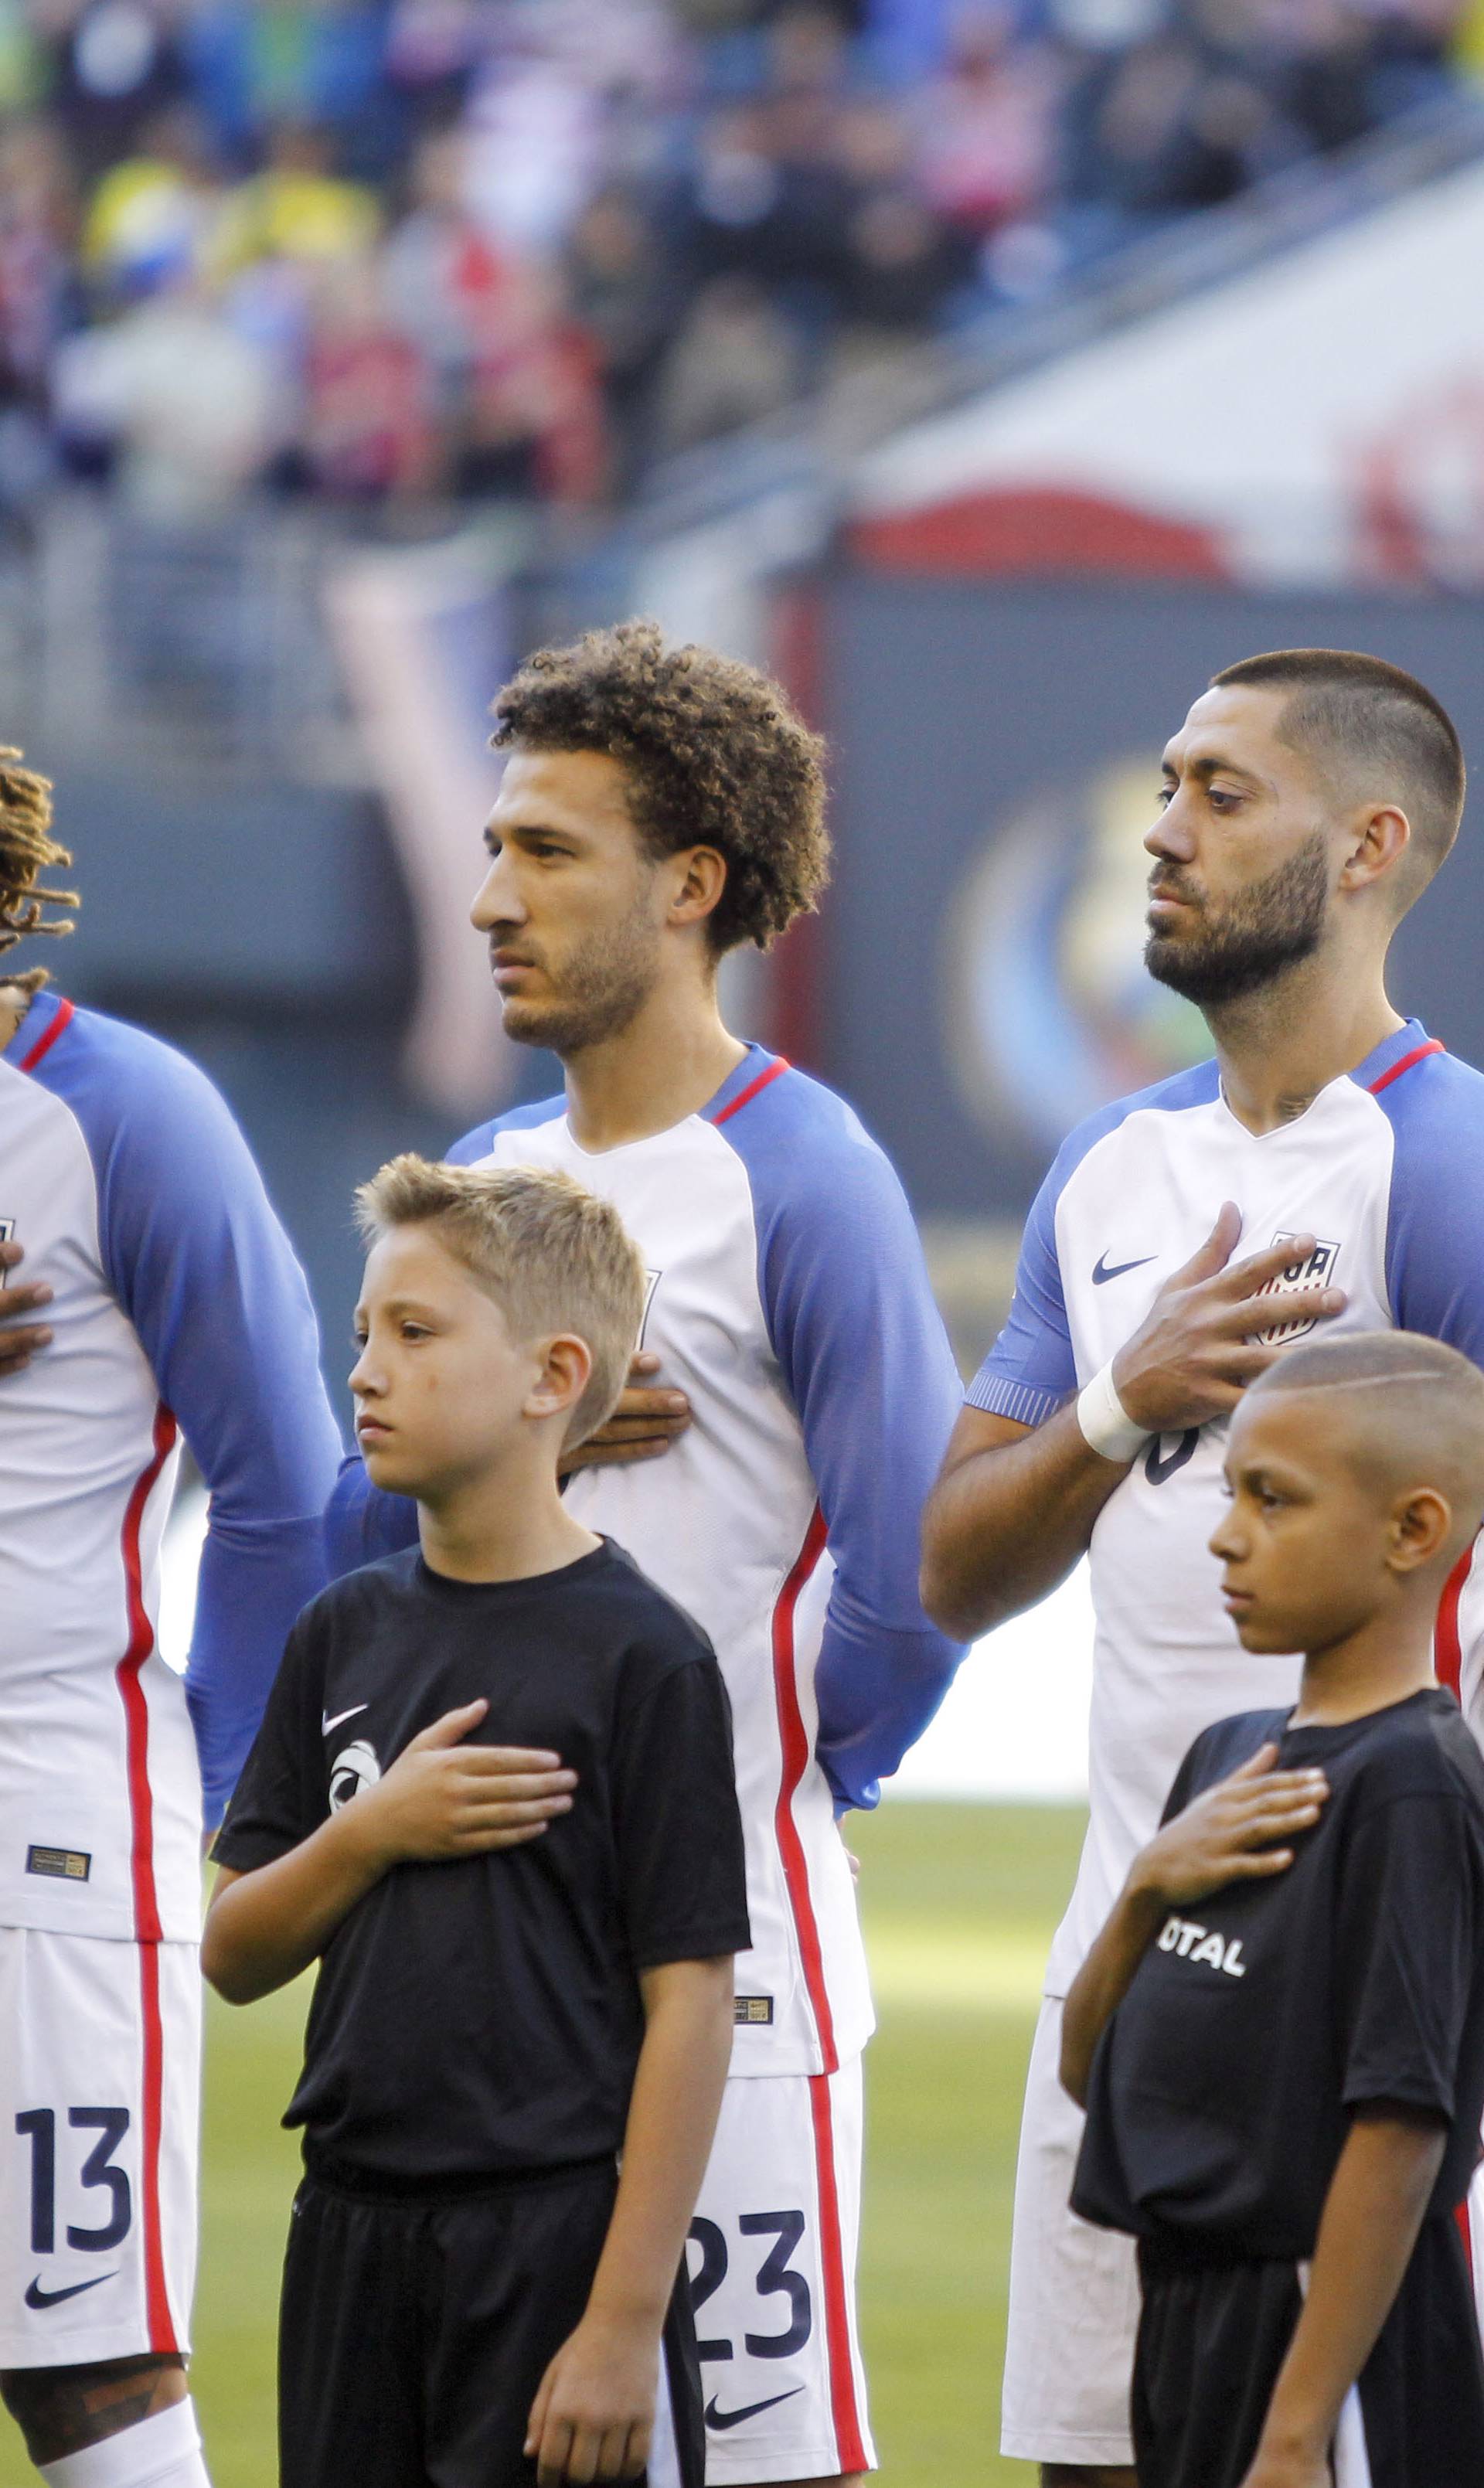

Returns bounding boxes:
[327,620,966,2488]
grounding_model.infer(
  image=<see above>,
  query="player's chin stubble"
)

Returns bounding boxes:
[495,910,662,1056]
[1145,831,1330,1008]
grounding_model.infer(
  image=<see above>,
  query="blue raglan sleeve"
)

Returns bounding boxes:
[1379,1052,1484,1365]
[745,1083,968,1812]
[965,1155,1076,1428]
[71,1026,345,1826]
[1373,1050,1484,1736]
[322,1111,502,1577]
[964,1067,1224,1426]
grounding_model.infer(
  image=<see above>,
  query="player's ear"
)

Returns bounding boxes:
[665,844,727,933]
[526,1331,593,1424]
[1338,802,1410,898]
[1386,1484,1452,1573]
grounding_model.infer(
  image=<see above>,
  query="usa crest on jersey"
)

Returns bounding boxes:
[0,1217,14,1285]
[1257,1233,1342,1345]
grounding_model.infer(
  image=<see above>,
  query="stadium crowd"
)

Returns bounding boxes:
[0,0,1472,516]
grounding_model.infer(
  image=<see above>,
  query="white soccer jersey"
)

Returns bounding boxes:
[970,1020,1484,1997]
[0,990,343,1942]
[328,1045,966,2079]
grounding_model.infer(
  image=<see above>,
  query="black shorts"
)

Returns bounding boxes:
[1133,2216,1484,2488]
[278,2156,703,2488]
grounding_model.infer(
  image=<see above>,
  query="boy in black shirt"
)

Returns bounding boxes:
[203,1155,751,2488]
[1061,1329,1484,2488]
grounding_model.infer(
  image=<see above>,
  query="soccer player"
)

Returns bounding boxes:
[920,648,1484,2487]
[206,1157,751,2488]
[326,621,966,2488]
[1064,1330,1484,2488]
[0,756,343,2483]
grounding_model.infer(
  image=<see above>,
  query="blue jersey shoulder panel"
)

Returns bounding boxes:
[712,1053,967,1810]
[1364,1036,1484,1367]
[968,1057,1220,1426]
[445,1091,566,1165]
[29,1001,343,1823]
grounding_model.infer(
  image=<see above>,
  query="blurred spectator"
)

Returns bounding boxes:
[0,0,1460,516]
[654,271,799,448]
[42,0,187,183]
[564,182,674,484]
[1061,30,1274,241]
[53,263,285,512]
[213,117,380,273]
[0,117,79,404]
[915,5,1060,240]
[185,1,403,178]
[83,104,225,295]
[294,250,431,499]
[380,126,603,504]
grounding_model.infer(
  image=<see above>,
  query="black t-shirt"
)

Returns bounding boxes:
[1073,1687,1484,2261]
[213,1539,752,2183]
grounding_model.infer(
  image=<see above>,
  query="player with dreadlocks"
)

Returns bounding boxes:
[0,749,76,1367]
[0,754,342,2486]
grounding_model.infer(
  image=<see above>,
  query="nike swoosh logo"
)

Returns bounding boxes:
[1091,1252,1157,1285]
[25,2272,114,2310]
[705,2387,805,2432]
[322,1704,367,1738]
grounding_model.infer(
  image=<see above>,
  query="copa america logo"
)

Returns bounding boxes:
[947,756,1207,1150]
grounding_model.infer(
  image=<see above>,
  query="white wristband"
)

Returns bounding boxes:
[1075,1360,1151,1464]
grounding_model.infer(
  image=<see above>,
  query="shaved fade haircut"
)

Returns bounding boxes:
[356,1155,647,1451]
[1247,1329,1484,1547]
[1212,649,1465,911]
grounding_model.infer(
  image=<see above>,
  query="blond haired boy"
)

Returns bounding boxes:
[203,1158,750,2488]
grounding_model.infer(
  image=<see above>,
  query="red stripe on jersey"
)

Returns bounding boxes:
[710,1057,790,1128]
[1436,1546,1470,1703]
[1458,2190,1474,2282]
[117,1404,177,1944]
[134,1938,177,2354]
[771,1505,837,2072]
[115,1401,180,2355]
[808,2073,869,2477]
[17,994,74,1074]
[1367,1037,1444,1096]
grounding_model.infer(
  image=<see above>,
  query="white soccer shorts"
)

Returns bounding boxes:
[1001,1993,1140,2469]
[0,1928,200,2368]
[689,2057,875,2484]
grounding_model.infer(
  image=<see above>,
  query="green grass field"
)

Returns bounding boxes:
[0,1802,1086,2488]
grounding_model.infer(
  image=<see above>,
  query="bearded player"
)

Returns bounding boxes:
[0,757,342,2484]
[922,648,1484,2487]
[327,621,966,2488]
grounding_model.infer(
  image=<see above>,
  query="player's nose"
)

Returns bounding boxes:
[1208,1509,1242,1562]
[470,852,526,931]
[1145,796,1196,863]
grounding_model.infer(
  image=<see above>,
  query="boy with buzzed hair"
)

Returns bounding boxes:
[203,1155,751,2488]
[1060,1329,1484,2488]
